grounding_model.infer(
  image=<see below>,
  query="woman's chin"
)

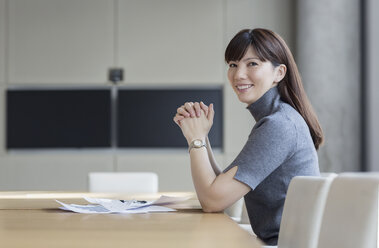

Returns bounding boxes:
[237,95,256,105]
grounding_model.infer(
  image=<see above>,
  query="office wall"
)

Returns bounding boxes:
[297,0,361,172]
[117,0,224,84]
[0,0,296,191]
[0,0,6,158]
[8,0,114,84]
[0,0,4,85]
[366,0,379,171]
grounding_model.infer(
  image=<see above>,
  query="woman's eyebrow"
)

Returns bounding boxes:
[243,57,260,61]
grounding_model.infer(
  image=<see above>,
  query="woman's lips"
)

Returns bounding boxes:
[236,84,253,92]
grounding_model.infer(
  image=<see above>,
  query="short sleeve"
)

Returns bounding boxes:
[224,115,297,190]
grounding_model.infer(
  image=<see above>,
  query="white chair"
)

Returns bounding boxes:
[320,172,338,178]
[276,176,335,248]
[316,173,379,248]
[239,175,334,247]
[88,172,158,193]
[225,197,244,222]
[238,200,257,237]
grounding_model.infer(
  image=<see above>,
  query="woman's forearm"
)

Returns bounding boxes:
[205,137,222,175]
[189,147,219,210]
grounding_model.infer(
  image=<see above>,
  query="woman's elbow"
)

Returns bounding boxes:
[202,207,221,213]
[201,201,224,213]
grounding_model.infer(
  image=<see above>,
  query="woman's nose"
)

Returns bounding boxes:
[234,66,247,80]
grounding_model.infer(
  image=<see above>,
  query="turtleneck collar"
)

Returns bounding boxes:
[247,86,281,122]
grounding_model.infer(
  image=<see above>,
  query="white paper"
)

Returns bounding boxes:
[55,195,190,214]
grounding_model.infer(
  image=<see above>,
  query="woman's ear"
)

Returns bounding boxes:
[274,64,287,83]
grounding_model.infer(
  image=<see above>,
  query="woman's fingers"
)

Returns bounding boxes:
[177,106,190,117]
[200,101,209,116]
[208,103,215,123]
[194,102,201,117]
[176,101,207,118]
[184,102,196,117]
[173,114,185,126]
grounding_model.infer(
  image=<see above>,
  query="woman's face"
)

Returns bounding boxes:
[227,46,282,106]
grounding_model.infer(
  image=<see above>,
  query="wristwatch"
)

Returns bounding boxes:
[188,139,207,153]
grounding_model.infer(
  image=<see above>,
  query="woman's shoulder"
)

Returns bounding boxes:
[254,101,310,140]
[256,102,298,132]
[253,109,297,144]
[275,101,309,131]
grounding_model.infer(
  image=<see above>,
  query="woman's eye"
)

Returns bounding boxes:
[248,62,258,66]
[229,63,237,68]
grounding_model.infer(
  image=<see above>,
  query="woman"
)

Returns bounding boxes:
[173,28,323,245]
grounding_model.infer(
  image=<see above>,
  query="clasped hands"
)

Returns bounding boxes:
[173,101,214,145]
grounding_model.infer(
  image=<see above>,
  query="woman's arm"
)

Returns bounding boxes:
[205,136,222,176]
[189,145,250,212]
[174,102,222,175]
[178,107,250,212]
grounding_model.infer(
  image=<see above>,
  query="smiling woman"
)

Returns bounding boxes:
[226,45,286,106]
[173,28,324,246]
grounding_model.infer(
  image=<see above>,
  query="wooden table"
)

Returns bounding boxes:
[0,192,262,248]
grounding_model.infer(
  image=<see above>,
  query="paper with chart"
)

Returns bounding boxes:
[56,195,191,214]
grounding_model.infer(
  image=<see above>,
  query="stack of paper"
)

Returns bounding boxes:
[56,195,190,214]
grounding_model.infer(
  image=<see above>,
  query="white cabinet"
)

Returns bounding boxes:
[0,0,5,84]
[8,0,114,84]
[117,0,224,84]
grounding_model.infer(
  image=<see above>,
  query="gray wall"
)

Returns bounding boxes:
[297,0,361,172]
[366,0,379,171]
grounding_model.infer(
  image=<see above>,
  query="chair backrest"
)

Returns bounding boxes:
[320,172,338,178]
[277,176,334,248]
[88,172,158,193]
[239,200,250,224]
[317,173,379,248]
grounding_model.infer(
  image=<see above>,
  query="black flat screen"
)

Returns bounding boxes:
[117,88,223,148]
[7,89,111,148]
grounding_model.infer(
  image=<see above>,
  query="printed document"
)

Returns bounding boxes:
[56,195,190,214]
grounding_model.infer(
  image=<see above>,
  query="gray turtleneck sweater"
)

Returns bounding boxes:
[224,86,320,245]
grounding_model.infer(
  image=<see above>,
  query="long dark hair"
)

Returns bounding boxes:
[225,28,324,150]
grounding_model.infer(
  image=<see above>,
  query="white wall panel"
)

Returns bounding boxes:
[225,0,296,51]
[0,86,5,156]
[118,0,224,84]
[0,154,114,190]
[0,0,5,84]
[8,0,114,84]
[116,152,223,191]
[116,153,194,191]
[223,82,254,156]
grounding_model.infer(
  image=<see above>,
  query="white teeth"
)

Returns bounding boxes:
[237,85,253,90]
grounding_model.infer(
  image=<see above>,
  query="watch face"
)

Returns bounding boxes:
[194,140,202,147]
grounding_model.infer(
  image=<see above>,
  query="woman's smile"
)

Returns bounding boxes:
[236,84,254,92]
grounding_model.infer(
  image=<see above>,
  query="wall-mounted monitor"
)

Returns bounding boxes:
[7,89,111,149]
[117,88,223,148]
